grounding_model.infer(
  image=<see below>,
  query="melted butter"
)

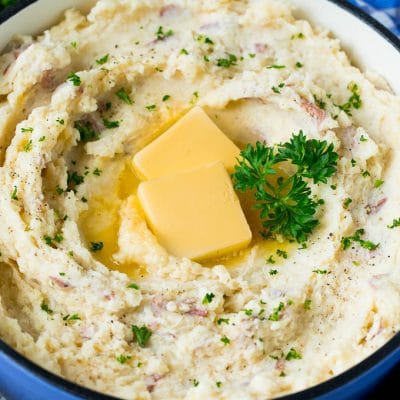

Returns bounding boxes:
[79,159,146,278]
[79,126,296,275]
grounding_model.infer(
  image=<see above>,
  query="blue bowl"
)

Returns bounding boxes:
[1,0,400,399]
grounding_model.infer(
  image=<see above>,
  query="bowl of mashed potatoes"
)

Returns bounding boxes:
[1,1,400,399]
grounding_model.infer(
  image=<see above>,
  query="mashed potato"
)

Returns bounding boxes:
[0,1,400,399]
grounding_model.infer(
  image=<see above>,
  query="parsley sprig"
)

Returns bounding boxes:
[232,131,338,242]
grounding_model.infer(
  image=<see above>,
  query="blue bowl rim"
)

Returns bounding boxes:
[0,0,400,399]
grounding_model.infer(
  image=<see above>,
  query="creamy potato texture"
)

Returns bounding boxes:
[1,0,400,399]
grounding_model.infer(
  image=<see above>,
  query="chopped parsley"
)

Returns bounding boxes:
[341,229,379,251]
[220,336,230,345]
[40,301,53,315]
[271,82,285,94]
[127,283,140,290]
[267,64,286,69]
[337,82,362,116]
[180,48,189,55]
[216,381,223,388]
[192,379,199,387]
[313,269,327,274]
[268,302,285,321]
[93,168,102,176]
[56,118,65,125]
[67,72,81,86]
[249,53,256,58]
[217,318,229,325]
[291,32,305,39]
[38,136,46,142]
[102,118,120,129]
[266,255,276,264]
[132,325,152,347]
[21,127,33,133]
[303,299,312,310]
[156,26,174,40]
[67,171,84,186]
[330,185,337,190]
[243,309,253,316]
[8,186,22,211]
[285,348,302,360]
[295,61,304,68]
[343,198,353,209]
[63,314,81,321]
[360,135,368,142]
[313,94,326,110]
[374,180,384,188]
[70,41,77,49]
[22,140,32,152]
[116,88,133,105]
[90,241,104,252]
[116,355,131,364]
[276,249,288,259]
[202,292,215,304]
[388,218,400,229]
[162,94,171,102]
[351,159,357,167]
[146,104,157,111]
[216,54,237,68]
[269,269,278,275]
[43,234,63,246]
[362,170,370,177]
[96,54,109,65]
[54,234,64,243]
[74,120,99,142]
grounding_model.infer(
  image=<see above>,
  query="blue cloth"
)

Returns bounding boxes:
[348,0,400,35]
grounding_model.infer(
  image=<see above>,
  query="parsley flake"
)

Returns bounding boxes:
[41,301,53,315]
[67,72,81,86]
[286,348,302,360]
[269,269,278,275]
[74,121,99,142]
[216,54,237,68]
[268,302,285,321]
[116,355,131,364]
[103,118,120,129]
[202,293,215,304]
[220,336,230,345]
[127,283,140,290]
[156,26,174,40]
[90,241,104,252]
[96,54,109,65]
[267,64,286,69]
[303,299,312,310]
[116,88,133,105]
[341,229,379,251]
[132,325,152,347]
[388,218,400,229]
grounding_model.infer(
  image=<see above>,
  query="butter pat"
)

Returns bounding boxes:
[137,162,252,260]
[133,107,240,179]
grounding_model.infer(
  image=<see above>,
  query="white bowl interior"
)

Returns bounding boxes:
[1,0,399,93]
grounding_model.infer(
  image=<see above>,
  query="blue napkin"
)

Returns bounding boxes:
[348,0,400,35]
